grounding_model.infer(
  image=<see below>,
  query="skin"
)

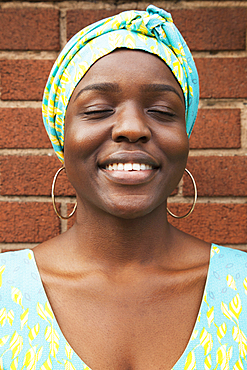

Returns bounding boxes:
[34,49,211,370]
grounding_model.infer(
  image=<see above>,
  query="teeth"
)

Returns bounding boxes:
[124,163,132,171]
[133,163,141,171]
[118,163,124,170]
[105,163,153,171]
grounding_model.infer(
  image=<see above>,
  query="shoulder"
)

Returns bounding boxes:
[0,249,41,302]
[207,244,247,318]
[0,249,34,281]
[210,244,247,270]
[209,244,247,288]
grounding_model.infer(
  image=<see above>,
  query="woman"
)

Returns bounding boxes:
[1,5,247,370]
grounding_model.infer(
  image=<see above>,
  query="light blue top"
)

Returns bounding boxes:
[0,244,247,369]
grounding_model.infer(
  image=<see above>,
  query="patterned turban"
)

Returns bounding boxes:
[42,5,199,162]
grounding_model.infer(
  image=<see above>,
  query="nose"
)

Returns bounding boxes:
[112,102,151,143]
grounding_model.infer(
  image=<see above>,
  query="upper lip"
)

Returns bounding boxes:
[98,151,160,168]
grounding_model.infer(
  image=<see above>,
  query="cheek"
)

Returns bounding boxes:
[158,126,189,163]
[64,119,107,164]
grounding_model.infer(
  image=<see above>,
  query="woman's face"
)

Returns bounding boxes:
[64,49,189,219]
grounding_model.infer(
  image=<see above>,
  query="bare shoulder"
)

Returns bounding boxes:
[168,224,212,270]
[32,227,76,275]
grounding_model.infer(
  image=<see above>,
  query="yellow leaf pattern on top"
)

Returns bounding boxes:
[0,335,9,347]
[227,275,237,291]
[217,323,227,342]
[233,357,244,370]
[44,326,60,357]
[207,307,214,328]
[204,354,212,369]
[20,308,29,330]
[0,308,7,327]
[64,360,77,370]
[40,355,52,370]
[229,294,242,321]
[11,287,23,307]
[200,328,213,356]
[65,343,73,360]
[0,266,5,288]
[10,357,18,370]
[221,302,233,321]
[28,323,40,343]
[9,332,23,359]
[7,310,14,326]
[216,345,228,369]
[184,350,196,370]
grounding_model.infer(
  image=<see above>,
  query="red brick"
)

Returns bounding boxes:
[196,58,247,99]
[172,8,247,51]
[0,202,60,243]
[168,203,247,244]
[190,109,241,149]
[0,156,75,196]
[184,156,247,197]
[0,60,54,101]
[67,9,121,40]
[0,108,51,149]
[0,9,60,51]
[67,8,246,50]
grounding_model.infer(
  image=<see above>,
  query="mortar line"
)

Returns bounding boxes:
[60,8,67,49]
[167,197,247,204]
[0,101,42,108]
[0,196,76,202]
[241,104,247,149]
[0,243,38,250]
[0,51,58,60]
[0,149,55,155]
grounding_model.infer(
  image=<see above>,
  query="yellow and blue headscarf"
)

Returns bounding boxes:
[42,5,199,162]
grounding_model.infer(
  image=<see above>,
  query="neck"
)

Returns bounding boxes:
[68,199,175,268]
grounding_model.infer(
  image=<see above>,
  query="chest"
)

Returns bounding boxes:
[44,277,206,370]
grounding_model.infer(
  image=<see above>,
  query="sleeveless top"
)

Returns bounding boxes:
[0,244,247,369]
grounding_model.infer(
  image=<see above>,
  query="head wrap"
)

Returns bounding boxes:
[42,5,199,162]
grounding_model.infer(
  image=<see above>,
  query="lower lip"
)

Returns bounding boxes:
[99,168,159,185]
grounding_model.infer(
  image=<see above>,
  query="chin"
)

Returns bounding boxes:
[100,196,160,220]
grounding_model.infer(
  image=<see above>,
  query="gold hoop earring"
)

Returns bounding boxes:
[166,168,197,219]
[51,166,77,220]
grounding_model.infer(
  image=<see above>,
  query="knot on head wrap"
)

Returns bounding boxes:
[42,5,199,162]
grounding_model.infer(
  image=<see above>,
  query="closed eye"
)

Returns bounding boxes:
[148,109,175,116]
[147,109,175,120]
[81,108,115,120]
[84,109,113,115]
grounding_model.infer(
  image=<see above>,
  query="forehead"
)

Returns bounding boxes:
[71,49,184,100]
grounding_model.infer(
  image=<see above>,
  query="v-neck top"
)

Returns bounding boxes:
[0,244,247,369]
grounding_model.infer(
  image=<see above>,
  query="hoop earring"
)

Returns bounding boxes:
[51,166,77,220]
[166,168,197,219]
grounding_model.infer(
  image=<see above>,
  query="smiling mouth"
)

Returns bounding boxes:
[105,163,155,171]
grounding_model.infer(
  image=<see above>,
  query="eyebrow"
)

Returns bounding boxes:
[74,82,184,103]
[141,84,184,102]
[74,83,121,101]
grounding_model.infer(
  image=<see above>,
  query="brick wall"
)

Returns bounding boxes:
[0,1,246,252]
